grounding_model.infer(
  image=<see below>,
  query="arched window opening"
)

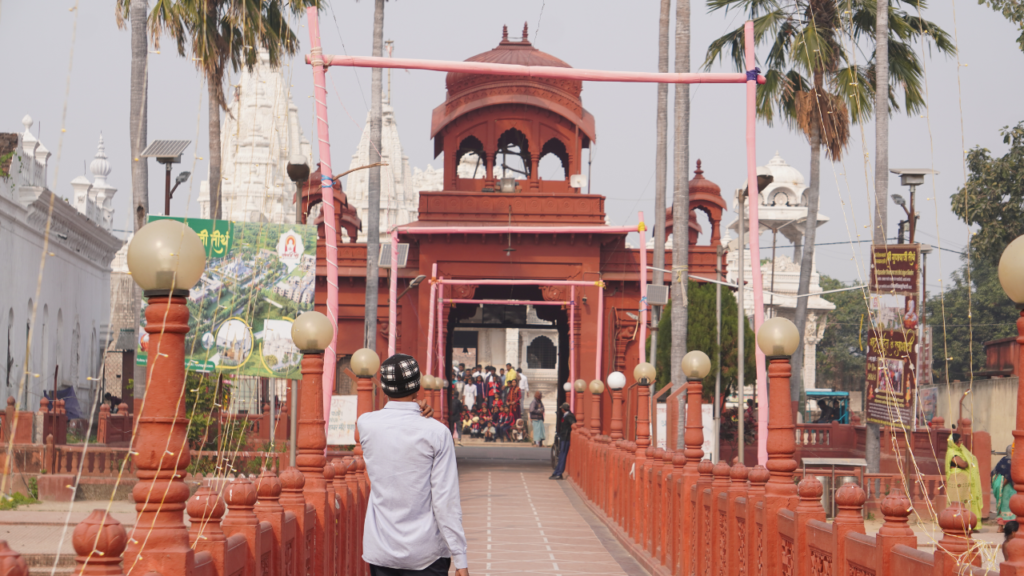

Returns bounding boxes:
[538,138,569,179]
[496,128,531,179]
[526,336,556,370]
[695,208,713,246]
[456,136,486,179]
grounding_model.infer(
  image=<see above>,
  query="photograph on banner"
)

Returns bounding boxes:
[918,386,939,424]
[137,216,317,378]
[869,244,920,295]
[864,329,917,427]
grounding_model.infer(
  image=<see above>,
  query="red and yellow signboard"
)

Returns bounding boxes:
[869,244,920,295]
[864,329,917,428]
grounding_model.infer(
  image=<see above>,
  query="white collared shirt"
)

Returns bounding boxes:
[358,401,468,570]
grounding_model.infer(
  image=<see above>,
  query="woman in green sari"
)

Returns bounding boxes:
[993,445,1016,526]
[945,432,983,530]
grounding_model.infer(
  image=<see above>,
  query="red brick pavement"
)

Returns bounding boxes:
[453,461,647,576]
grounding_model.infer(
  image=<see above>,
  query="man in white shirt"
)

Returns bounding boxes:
[358,353,470,576]
[462,379,477,411]
[518,368,529,413]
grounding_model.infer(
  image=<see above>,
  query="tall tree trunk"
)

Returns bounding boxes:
[208,72,222,220]
[867,0,891,474]
[364,0,385,351]
[129,0,149,402]
[671,0,690,449]
[652,0,671,365]
[130,0,149,231]
[790,103,821,407]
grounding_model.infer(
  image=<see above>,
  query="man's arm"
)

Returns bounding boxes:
[430,429,468,571]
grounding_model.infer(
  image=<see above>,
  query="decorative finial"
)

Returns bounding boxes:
[21,115,32,131]
[695,159,703,175]
[502,25,508,42]
[522,22,529,42]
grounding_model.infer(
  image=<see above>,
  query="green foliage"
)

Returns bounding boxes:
[184,371,249,474]
[979,0,1024,52]
[951,122,1024,268]
[27,477,38,500]
[0,492,38,510]
[815,276,870,390]
[926,256,1016,383]
[649,281,756,400]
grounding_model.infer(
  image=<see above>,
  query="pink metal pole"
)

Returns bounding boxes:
[570,286,576,411]
[307,7,338,424]
[388,228,398,357]
[437,277,445,421]
[440,279,601,287]
[443,299,571,306]
[638,212,649,354]
[426,263,437,378]
[397,225,639,235]
[597,280,605,382]
[312,54,765,86]
[743,20,769,464]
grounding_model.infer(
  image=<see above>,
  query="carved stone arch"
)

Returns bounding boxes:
[539,138,569,179]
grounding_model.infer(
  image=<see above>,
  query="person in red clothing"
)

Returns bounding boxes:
[486,377,500,410]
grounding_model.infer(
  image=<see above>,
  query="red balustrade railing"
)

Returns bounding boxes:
[565,424,988,576]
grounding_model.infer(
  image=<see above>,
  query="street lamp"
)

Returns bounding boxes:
[123,219,205,575]
[998,237,1024,563]
[755,316,800,486]
[631,363,655,462]
[421,375,436,416]
[681,350,711,462]
[573,378,587,426]
[889,168,938,245]
[285,309,334,469]
[397,274,427,301]
[349,347,379,492]
[607,372,626,441]
[589,379,605,435]
[140,140,191,217]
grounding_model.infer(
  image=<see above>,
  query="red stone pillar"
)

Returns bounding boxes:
[297,352,332,576]
[331,459,353,576]
[680,375,705,575]
[589,380,603,435]
[709,461,731,572]
[726,463,749,576]
[762,355,798,576]
[934,502,981,574]
[876,489,918,576]
[832,482,866,576]
[793,477,826,576]
[278,467,308,576]
[343,456,362,576]
[123,295,193,576]
[221,476,260,576]
[0,541,28,576]
[1005,309,1024,573]
[610,386,624,441]
[694,459,714,576]
[671,449,687,575]
[254,470,286,576]
[187,481,227,563]
[634,380,651,543]
[745,466,769,575]
[323,463,337,576]
[73,510,128,576]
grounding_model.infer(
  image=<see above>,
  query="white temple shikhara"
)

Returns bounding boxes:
[725,152,835,391]
[200,51,312,223]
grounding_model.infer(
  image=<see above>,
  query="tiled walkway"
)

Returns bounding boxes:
[453,449,647,576]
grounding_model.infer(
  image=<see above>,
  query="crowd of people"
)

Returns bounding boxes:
[450,362,538,444]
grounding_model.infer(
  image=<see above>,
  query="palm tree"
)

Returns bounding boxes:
[116,0,150,232]
[671,0,691,448]
[703,0,954,407]
[652,0,670,368]
[149,0,319,221]
[364,0,385,350]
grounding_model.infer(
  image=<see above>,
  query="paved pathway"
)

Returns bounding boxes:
[452,447,647,576]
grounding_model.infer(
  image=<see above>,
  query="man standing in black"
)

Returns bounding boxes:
[549,403,575,480]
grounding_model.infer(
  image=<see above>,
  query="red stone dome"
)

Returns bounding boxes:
[431,22,595,144]
[446,23,581,104]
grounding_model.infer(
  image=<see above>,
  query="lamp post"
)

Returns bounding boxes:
[589,379,605,435]
[889,168,938,246]
[122,219,206,576]
[349,347,379,569]
[755,316,800,576]
[998,236,1024,571]
[681,351,711,461]
[607,372,626,441]
[290,310,335,576]
[574,379,587,429]
[633,363,655,459]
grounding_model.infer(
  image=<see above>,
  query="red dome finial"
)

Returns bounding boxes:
[522,22,529,42]
[502,25,508,42]
[695,159,703,175]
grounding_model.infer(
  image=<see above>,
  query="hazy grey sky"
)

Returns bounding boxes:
[2,0,1021,293]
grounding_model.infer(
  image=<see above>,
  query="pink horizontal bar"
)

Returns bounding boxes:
[309,54,767,85]
[398,225,635,235]
[444,299,570,306]
[439,279,599,287]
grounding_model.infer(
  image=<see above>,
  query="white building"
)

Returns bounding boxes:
[725,152,835,391]
[200,51,312,223]
[345,96,416,242]
[0,115,122,411]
